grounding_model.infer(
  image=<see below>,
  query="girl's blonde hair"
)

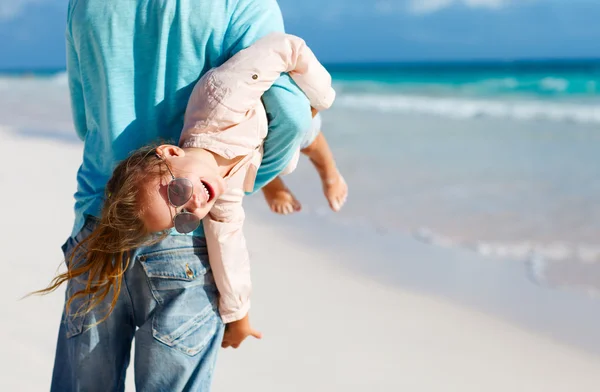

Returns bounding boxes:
[33,144,169,323]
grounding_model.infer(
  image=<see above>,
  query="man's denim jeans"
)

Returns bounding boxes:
[51,218,225,391]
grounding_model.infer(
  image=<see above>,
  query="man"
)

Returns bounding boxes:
[51,0,311,390]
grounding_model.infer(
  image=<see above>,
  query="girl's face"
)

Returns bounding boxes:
[139,145,227,233]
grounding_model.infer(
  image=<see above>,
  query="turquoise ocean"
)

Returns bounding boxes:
[1,60,599,294]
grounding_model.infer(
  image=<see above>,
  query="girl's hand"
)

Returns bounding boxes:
[222,313,262,349]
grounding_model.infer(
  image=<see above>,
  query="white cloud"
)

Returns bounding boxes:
[408,0,511,14]
[0,0,51,20]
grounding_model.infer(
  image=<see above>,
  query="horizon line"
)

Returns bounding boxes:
[1,57,600,74]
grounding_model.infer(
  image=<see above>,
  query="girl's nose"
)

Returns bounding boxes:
[185,193,206,211]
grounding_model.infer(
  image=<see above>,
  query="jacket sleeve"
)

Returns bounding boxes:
[249,32,336,111]
[221,0,312,192]
[215,32,336,114]
[202,186,251,324]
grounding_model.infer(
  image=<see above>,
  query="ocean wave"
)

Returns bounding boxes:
[413,227,600,299]
[48,71,68,84]
[539,77,569,92]
[413,227,600,265]
[0,71,68,86]
[332,73,600,96]
[460,77,571,93]
[475,77,519,89]
[529,254,600,298]
[336,94,600,124]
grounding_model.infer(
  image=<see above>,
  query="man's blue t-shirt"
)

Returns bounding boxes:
[66,0,311,236]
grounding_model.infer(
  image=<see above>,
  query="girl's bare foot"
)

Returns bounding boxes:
[262,177,301,215]
[321,170,348,212]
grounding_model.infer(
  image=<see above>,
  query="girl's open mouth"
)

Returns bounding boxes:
[200,180,215,202]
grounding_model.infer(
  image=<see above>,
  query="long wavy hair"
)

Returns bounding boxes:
[32,144,170,323]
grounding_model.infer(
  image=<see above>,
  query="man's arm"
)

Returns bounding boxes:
[222,0,312,192]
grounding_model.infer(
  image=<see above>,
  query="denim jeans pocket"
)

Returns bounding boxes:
[61,237,90,339]
[138,246,220,356]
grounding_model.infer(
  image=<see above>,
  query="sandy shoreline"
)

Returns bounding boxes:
[245,201,600,357]
[217,217,600,391]
[2,128,600,391]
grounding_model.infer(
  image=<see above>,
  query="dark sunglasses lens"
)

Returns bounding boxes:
[173,213,201,234]
[168,178,193,207]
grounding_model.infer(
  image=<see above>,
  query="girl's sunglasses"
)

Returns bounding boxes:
[156,154,202,234]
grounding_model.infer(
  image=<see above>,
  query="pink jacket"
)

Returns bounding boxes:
[179,33,335,323]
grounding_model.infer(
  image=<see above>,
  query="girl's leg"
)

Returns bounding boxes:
[301,132,347,212]
[262,112,347,214]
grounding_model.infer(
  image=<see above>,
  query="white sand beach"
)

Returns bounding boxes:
[3,0,600,389]
[2,122,600,391]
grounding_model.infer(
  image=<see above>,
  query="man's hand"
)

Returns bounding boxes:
[222,313,262,349]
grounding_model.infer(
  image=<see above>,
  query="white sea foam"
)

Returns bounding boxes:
[413,227,600,295]
[413,227,600,265]
[540,77,570,92]
[529,255,600,298]
[48,71,68,85]
[336,94,600,124]
[460,77,520,91]
[0,71,68,87]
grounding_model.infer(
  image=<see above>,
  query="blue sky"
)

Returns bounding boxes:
[0,0,599,69]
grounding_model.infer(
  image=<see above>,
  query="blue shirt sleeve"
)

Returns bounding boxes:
[222,0,312,193]
[66,9,87,142]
